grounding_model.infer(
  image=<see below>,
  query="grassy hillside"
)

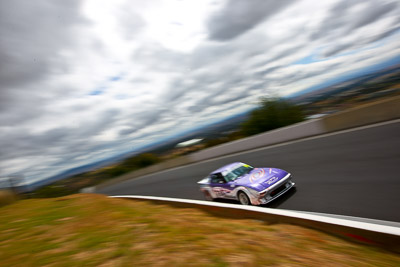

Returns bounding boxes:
[0,194,399,266]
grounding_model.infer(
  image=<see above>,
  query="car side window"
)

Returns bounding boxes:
[210,173,225,184]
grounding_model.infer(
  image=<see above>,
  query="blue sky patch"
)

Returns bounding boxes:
[89,86,106,95]
[110,76,121,82]
[293,54,315,65]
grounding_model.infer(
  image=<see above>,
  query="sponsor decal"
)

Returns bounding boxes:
[250,168,265,183]
[266,177,278,185]
[212,187,231,197]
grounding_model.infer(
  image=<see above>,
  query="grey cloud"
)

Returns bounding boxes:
[254,66,282,78]
[132,30,276,111]
[367,26,400,43]
[157,40,276,113]
[0,0,87,90]
[280,63,341,87]
[118,111,163,137]
[247,82,268,92]
[188,43,237,68]
[117,7,146,40]
[0,107,120,164]
[130,77,151,84]
[312,0,400,57]
[0,92,45,122]
[119,128,137,136]
[76,108,120,137]
[322,43,354,58]
[165,75,222,108]
[348,1,397,31]
[311,0,398,41]
[322,25,400,58]
[0,0,90,138]
[34,128,71,147]
[211,89,251,105]
[0,126,73,160]
[193,94,254,121]
[162,79,189,103]
[207,0,295,41]
[185,78,251,113]
[132,42,187,72]
[309,0,359,40]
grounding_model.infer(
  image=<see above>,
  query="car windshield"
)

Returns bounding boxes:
[224,165,254,181]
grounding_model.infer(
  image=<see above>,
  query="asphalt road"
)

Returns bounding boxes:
[98,120,400,222]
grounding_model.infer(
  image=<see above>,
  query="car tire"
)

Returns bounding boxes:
[238,191,251,205]
[203,190,214,201]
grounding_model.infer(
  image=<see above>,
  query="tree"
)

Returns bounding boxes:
[241,98,305,136]
[122,153,160,169]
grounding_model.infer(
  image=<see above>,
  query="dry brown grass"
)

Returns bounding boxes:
[0,194,399,266]
[0,189,18,207]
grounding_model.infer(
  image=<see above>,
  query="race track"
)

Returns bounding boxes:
[97,120,400,222]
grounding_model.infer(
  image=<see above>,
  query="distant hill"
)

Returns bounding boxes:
[290,55,400,102]
[291,63,400,104]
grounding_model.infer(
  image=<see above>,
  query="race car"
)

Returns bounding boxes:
[197,162,295,205]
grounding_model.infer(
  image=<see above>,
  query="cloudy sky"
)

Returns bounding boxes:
[1,0,399,184]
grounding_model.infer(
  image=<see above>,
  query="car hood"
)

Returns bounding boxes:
[234,168,289,192]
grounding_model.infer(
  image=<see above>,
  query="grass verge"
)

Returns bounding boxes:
[0,189,18,207]
[0,194,399,266]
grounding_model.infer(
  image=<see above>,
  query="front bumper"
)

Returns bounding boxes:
[251,173,295,205]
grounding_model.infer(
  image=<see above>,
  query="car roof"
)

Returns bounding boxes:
[210,162,243,174]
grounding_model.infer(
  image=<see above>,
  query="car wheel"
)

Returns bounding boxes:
[203,190,214,201]
[238,191,251,205]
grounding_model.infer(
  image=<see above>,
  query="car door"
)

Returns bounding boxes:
[209,173,233,199]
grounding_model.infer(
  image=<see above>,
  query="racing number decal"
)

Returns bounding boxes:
[212,187,231,197]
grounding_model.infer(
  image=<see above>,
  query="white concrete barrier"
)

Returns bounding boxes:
[112,195,400,253]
